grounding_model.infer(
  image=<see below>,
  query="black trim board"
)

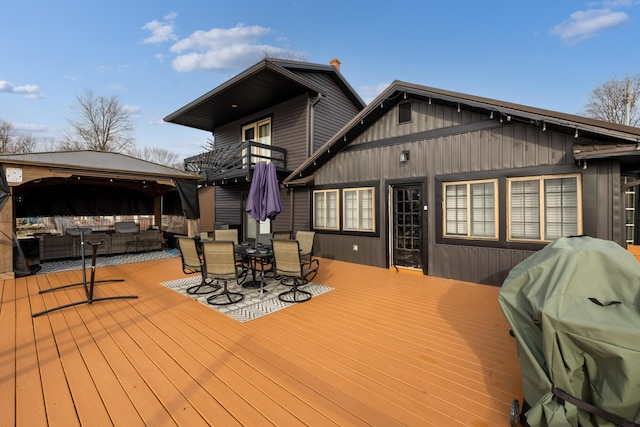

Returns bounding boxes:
[342,119,499,153]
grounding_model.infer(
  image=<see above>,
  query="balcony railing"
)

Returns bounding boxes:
[184,141,287,185]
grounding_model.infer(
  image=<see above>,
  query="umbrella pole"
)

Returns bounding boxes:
[255,218,259,248]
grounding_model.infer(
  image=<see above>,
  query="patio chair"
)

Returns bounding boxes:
[203,241,244,306]
[215,228,249,282]
[272,231,291,240]
[177,237,220,295]
[295,231,316,262]
[272,239,320,303]
[214,229,238,244]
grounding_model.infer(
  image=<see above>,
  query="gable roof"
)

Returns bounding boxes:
[163,58,365,132]
[0,150,201,181]
[285,80,640,185]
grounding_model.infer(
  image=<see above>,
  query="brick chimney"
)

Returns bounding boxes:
[330,58,341,71]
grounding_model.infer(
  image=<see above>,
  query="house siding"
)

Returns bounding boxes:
[210,95,309,234]
[210,77,360,236]
[311,99,622,285]
[295,72,362,153]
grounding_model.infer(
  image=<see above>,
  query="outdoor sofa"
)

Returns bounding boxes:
[38,221,163,261]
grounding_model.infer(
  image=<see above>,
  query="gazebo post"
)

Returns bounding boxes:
[154,196,162,230]
[0,192,14,279]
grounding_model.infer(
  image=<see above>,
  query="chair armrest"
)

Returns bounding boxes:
[301,258,319,272]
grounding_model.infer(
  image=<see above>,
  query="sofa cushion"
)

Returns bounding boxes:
[65,227,92,236]
[114,221,139,233]
[39,234,76,261]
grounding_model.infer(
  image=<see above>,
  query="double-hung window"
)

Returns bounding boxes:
[443,179,498,239]
[343,187,375,232]
[508,174,581,241]
[313,189,339,230]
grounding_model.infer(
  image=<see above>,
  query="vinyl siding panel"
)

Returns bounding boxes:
[291,188,311,233]
[311,99,621,285]
[295,72,362,152]
[214,185,243,227]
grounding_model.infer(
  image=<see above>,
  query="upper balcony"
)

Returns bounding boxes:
[184,141,288,186]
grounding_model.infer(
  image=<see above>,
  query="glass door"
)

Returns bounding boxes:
[392,184,423,269]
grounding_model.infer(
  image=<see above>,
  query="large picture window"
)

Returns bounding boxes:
[343,187,375,232]
[443,180,498,239]
[508,174,581,242]
[313,190,339,230]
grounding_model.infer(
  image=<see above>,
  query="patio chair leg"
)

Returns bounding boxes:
[186,278,221,295]
[278,278,311,303]
[206,280,243,306]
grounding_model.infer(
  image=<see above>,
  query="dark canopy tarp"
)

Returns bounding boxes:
[0,165,9,212]
[15,184,155,217]
[173,178,200,219]
[499,236,640,426]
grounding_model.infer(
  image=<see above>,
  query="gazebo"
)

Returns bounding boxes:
[0,150,202,278]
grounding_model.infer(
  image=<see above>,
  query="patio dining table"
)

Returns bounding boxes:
[235,243,274,297]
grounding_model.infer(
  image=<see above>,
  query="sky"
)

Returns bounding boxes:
[2,0,640,160]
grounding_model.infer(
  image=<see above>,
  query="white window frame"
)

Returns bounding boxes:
[442,179,498,240]
[507,174,582,242]
[313,189,340,231]
[242,118,271,164]
[343,187,375,232]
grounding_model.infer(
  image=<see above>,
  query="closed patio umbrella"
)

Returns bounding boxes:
[246,162,282,246]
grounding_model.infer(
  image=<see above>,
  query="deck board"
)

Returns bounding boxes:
[1,255,523,426]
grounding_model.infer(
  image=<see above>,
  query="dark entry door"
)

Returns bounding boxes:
[393,184,423,269]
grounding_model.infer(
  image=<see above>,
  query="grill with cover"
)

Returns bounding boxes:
[499,236,640,426]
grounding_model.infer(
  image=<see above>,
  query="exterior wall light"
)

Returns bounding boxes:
[400,150,410,164]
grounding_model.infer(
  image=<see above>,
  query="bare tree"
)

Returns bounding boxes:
[582,75,640,127]
[261,47,307,62]
[62,90,134,152]
[127,146,182,168]
[0,120,39,154]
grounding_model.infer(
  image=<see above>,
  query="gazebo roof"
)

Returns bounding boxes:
[0,150,201,181]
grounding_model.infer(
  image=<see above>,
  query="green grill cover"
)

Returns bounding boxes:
[499,236,640,426]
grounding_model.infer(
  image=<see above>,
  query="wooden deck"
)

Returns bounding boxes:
[1,256,522,426]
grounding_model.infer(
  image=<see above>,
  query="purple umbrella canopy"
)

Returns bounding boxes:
[246,161,282,222]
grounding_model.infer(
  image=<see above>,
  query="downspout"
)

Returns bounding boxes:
[294,93,322,232]
[289,188,294,231]
[307,93,322,157]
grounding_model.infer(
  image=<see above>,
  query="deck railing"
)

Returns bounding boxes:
[184,141,287,184]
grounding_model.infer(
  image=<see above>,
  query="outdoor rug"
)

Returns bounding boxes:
[160,276,334,323]
[36,249,181,274]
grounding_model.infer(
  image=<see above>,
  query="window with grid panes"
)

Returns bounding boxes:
[508,174,581,242]
[313,189,339,230]
[343,187,374,232]
[443,180,497,239]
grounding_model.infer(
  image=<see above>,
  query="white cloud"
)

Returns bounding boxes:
[170,24,270,53]
[359,83,390,104]
[169,23,296,72]
[14,123,48,133]
[141,12,178,44]
[0,80,44,98]
[598,0,633,7]
[550,8,629,43]
[124,104,143,117]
